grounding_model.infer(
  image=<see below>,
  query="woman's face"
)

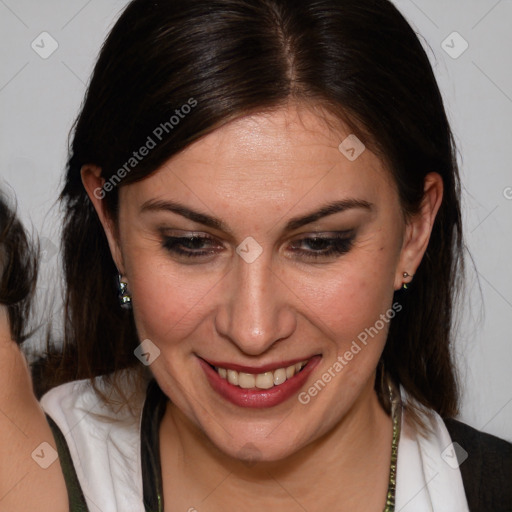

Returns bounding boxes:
[85,103,440,461]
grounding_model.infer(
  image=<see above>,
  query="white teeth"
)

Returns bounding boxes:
[286,365,295,379]
[256,372,274,389]
[238,372,255,389]
[273,368,287,385]
[215,360,309,390]
[227,369,239,386]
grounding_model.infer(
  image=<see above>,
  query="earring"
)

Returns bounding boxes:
[118,274,132,309]
[402,272,414,290]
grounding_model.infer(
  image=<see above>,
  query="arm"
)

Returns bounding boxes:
[0,306,69,511]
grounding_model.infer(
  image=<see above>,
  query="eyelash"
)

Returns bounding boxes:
[288,234,354,259]
[161,233,355,261]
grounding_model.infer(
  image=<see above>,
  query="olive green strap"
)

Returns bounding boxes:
[141,379,168,512]
[46,414,89,512]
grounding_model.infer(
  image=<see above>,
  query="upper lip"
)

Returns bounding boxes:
[201,355,317,374]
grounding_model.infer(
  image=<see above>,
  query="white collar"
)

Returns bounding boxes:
[41,375,470,512]
[41,372,146,512]
[395,387,470,511]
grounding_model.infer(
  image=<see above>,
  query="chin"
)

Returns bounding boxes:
[230,440,299,464]
[207,421,309,463]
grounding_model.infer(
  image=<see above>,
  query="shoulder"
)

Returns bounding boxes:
[41,369,147,425]
[443,417,512,512]
[0,340,68,512]
[40,369,148,458]
[443,417,512,456]
[40,370,150,512]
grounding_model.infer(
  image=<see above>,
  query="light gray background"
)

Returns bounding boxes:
[0,0,511,440]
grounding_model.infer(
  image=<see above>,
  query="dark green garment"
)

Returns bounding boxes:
[46,415,89,512]
[140,380,167,512]
[46,379,167,512]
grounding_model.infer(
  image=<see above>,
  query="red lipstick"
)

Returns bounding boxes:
[198,355,321,408]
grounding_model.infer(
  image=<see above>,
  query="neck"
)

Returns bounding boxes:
[160,378,393,511]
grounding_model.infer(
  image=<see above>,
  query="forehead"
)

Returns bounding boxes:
[122,103,396,209]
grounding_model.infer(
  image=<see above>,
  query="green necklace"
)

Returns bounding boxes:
[146,379,402,512]
[383,379,402,512]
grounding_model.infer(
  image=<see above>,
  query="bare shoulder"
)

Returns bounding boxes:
[0,338,68,512]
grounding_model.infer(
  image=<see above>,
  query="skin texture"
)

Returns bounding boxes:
[83,102,442,510]
[0,305,68,512]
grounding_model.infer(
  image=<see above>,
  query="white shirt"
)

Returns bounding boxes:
[41,372,470,512]
[395,388,470,511]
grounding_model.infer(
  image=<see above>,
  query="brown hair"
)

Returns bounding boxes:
[0,192,38,344]
[53,0,464,418]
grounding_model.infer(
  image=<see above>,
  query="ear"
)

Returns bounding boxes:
[81,165,126,275]
[394,172,443,290]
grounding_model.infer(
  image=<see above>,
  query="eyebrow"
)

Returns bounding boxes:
[140,198,373,234]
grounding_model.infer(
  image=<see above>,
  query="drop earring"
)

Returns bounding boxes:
[118,274,132,309]
[402,272,414,290]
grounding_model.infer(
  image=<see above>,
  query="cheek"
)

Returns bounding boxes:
[290,239,399,354]
[127,253,222,346]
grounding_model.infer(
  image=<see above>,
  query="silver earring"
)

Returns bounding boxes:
[118,274,132,309]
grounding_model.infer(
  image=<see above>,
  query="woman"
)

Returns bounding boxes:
[40,0,511,511]
[0,191,68,511]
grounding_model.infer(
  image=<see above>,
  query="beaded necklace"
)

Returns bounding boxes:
[383,378,402,511]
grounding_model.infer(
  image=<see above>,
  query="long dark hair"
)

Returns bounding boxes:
[55,0,464,418]
[0,191,38,344]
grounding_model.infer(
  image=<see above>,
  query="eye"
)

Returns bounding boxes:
[161,231,355,262]
[287,232,355,260]
[162,234,222,258]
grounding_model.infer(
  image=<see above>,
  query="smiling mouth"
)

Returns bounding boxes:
[209,360,309,390]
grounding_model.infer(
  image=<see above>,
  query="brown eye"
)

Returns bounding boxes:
[288,232,355,260]
[162,235,221,258]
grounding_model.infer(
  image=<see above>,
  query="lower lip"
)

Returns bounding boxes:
[199,356,321,408]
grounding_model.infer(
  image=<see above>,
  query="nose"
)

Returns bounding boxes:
[214,250,296,356]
